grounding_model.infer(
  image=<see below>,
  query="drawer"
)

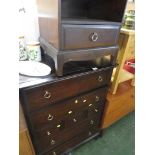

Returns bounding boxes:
[43,128,100,155]
[35,114,100,141]
[22,67,113,111]
[30,87,108,129]
[61,24,120,50]
[38,116,100,154]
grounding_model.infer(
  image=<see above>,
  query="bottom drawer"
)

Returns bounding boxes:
[36,115,101,154]
[43,129,100,155]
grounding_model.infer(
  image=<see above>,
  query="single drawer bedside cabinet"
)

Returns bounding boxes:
[37,0,127,76]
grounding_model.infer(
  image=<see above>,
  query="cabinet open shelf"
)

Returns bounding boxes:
[61,0,127,23]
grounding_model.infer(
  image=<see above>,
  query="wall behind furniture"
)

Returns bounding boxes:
[19,0,39,42]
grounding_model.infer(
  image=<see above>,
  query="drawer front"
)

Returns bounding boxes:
[30,87,108,129]
[35,116,100,154]
[23,67,113,111]
[61,24,120,50]
[43,128,100,155]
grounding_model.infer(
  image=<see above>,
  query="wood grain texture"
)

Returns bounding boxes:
[111,29,135,94]
[61,24,120,50]
[37,0,60,49]
[22,66,113,112]
[19,105,35,155]
[101,80,135,128]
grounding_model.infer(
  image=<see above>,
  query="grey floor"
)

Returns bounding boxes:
[72,112,135,155]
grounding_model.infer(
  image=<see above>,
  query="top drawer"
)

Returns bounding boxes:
[21,66,113,112]
[61,24,120,50]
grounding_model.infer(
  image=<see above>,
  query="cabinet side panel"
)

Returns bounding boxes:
[37,0,60,49]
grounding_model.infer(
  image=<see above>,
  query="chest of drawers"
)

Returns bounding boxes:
[20,65,114,155]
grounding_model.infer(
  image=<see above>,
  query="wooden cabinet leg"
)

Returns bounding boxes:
[54,57,64,76]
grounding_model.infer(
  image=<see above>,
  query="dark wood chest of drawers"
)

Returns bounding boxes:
[20,65,114,155]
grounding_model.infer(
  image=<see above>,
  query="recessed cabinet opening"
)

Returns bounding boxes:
[61,0,127,23]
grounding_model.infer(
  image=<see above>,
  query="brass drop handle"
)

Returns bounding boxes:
[73,118,77,123]
[52,152,57,155]
[44,91,51,99]
[47,131,51,136]
[94,109,98,113]
[57,124,61,128]
[68,110,73,115]
[83,99,87,103]
[47,114,53,121]
[90,120,94,125]
[90,32,98,42]
[75,99,78,104]
[95,96,100,102]
[50,139,55,145]
[89,104,93,107]
[98,76,103,82]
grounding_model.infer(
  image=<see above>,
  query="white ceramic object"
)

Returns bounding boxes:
[19,61,51,77]
[19,36,27,61]
[27,41,41,62]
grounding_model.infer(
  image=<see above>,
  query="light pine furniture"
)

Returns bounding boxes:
[19,104,35,155]
[111,28,135,94]
[102,80,135,128]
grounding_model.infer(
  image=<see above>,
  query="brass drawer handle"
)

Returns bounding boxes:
[75,99,78,104]
[90,32,98,42]
[98,76,103,82]
[57,124,61,128]
[50,139,55,145]
[44,91,51,99]
[95,96,100,102]
[73,118,77,123]
[53,152,57,155]
[47,131,51,136]
[90,120,94,125]
[94,109,98,113]
[47,114,53,121]
[68,110,73,115]
[83,99,87,103]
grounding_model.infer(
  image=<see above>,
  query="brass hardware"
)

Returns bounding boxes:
[98,76,103,82]
[57,124,61,128]
[90,120,94,125]
[47,114,53,121]
[95,109,98,113]
[68,110,73,114]
[89,104,92,107]
[47,131,51,136]
[53,152,57,155]
[44,91,51,99]
[73,118,77,123]
[89,131,92,136]
[90,32,98,42]
[95,96,100,102]
[83,99,87,103]
[50,139,55,145]
[75,99,78,104]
